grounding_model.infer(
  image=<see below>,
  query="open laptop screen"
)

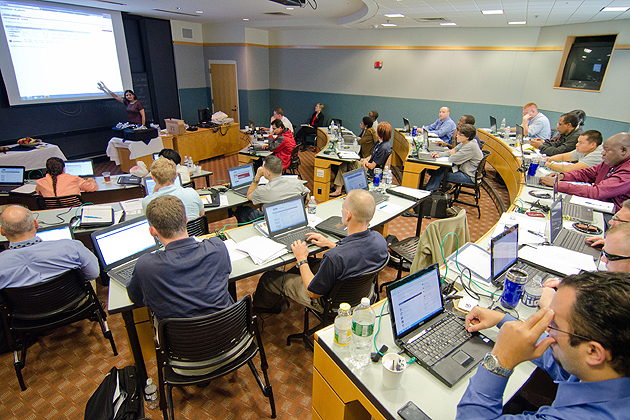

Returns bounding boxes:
[92,218,159,269]
[143,174,182,196]
[342,168,369,192]
[228,164,254,188]
[0,166,25,185]
[403,117,410,132]
[263,196,307,236]
[36,225,73,241]
[550,197,563,243]
[388,264,443,338]
[491,225,518,281]
[490,116,497,132]
[64,160,94,177]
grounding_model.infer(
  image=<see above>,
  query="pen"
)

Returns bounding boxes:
[527,230,545,238]
[83,215,100,219]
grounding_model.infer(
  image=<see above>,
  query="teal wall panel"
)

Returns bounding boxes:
[178,87,211,124]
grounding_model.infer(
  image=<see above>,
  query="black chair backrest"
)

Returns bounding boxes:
[186,215,209,237]
[158,296,253,370]
[474,150,491,184]
[36,194,83,210]
[326,255,389,310]
[0,269,87,319]
[376,150,393,171]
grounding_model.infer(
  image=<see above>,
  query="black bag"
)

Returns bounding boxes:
[421,191,452,219]
[85,366,143,420]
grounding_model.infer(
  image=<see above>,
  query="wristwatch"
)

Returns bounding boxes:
[482,353,513,378]
[295,259,308,268]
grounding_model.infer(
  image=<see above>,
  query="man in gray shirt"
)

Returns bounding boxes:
[233,155,310,223]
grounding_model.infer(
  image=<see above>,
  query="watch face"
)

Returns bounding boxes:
[484,354,497,369]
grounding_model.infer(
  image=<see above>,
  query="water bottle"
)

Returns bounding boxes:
[144,378,159,410]
[334,303,352,348]
[349,297,375,369]
[504,126,511,141]
[522,276,543,308]
[500,118,506,131]
[308,196,317,220]
[353,136,358,147]
[383,166,393,190]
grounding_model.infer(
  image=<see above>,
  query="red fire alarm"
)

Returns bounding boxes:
[374,61,383,69]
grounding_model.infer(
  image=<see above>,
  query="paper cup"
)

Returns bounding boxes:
[382,353,406,389]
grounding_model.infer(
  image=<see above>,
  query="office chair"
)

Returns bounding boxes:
[283,145,302,178]
[36,194,83,210]
[450,150,490,218]
[0,268,117,391]
[186,215,209,237]
[155,295,276,420]
[287,255,389,350]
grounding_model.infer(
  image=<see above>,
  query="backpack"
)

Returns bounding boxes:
[85,366,143,420]
[421,191,452,219]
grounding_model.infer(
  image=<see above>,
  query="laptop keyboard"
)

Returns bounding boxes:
[559,229,587,253]
[370,191,389,205]
[514,262,550,282]
[112,264,135,287]
[564,202,593,222]
[274,227,318,250]
[405,314,471,367]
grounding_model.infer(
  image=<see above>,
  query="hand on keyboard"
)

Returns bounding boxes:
[305,232,336,249]
[291,240,309,261]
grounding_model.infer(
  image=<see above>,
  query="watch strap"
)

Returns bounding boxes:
[296,259,308,268]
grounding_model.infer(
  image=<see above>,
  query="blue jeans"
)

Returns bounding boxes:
[233,206,264,224]
[425,168,472,191]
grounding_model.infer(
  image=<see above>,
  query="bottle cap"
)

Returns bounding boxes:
[339,302,351,311]
[361,297,370,306]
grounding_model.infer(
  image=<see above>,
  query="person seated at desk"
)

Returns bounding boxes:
[0,205,99,290]
[158,148,191,183]
[262,119,296,171]
[232,155,310,224]
[424,124,483,191]
[294,103,324,148]
[361,121,393,177]
[369,110,379,127]
[252,189,388,313]
[127,195,233,323]
[35,157,98,197]
[437,114,481,149]
[540,132,630,212]
[142,157,203,221]
[544,130,603,173]
[585,199,630,248]
[261,108,293,133]
[457,271,630,419]
[511,102,552,140]
[423,106,456,145]
[530,112,581,156]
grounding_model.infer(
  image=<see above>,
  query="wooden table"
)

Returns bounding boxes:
[172,123,241,164]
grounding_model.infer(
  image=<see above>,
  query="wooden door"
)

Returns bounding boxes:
[209,62,239,123]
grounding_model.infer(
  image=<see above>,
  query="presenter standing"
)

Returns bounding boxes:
[97,82,145,126]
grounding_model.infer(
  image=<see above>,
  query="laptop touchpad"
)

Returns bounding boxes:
[452,350,474,367]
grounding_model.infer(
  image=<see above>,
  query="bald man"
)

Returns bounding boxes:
[0,205,99,290]
[541,132,630,212]
[423,106,457,145]
[253,190,389,313]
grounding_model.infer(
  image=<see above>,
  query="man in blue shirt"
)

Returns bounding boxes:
[0,205,99,290]
[519,102,552,140]
[423,106,457,144]
[457,271,630,419]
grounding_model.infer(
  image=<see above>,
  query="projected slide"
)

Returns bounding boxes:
[0,1,131,105]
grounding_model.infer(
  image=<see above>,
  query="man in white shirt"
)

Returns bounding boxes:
[262,107,293,133]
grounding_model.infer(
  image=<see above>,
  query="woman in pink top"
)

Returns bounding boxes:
[35,157,98,197]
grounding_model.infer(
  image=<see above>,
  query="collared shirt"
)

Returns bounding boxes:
[437,140,483,178]
[127,237,233,322]
[251,176,310,206]
[457,314,630,419]
[368,140,392,176]
[539,127,581,156]
[142,184,203,221]
[425,116,457,143]
[0,237,100,290]
[527,112,552,140]
[570,144,604,168]
[35,173,98,197]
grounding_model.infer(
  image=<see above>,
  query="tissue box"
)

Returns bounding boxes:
[165,119,186,135]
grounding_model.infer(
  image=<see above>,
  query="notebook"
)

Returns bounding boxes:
[228,163,255,197]
[386,263,494,387]
[36,224,74,241]
[143,174,182,197]
[342,167,389,205]
[0,166,25,192]
[64,160,94,177]
[262,195,318,251]
[490,224,562,288]
[549,197,601,259]
[91,217,161,288]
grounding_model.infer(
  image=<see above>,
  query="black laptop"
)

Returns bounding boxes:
[262,195,318,251]
[386,264,494,387]
[227,163,255,197]
[0,166,25,192]
[315,216,347,239]
[489,116,497,133]
[342,167,389,205]
[402,117,411,133]
[549,197,601,259]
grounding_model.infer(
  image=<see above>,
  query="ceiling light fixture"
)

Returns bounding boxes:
[440,22,457,26]
[286,7,294,10]
[195,10,203,14]
[601,6,630,12]
[243,18,249,21]
[482,9,504,15]
[382,23,397,27]
[385,13,405,18]
[508,21,526,25]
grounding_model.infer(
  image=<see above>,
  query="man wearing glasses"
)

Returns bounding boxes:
[457,271,630,418]
[585,199,630,248]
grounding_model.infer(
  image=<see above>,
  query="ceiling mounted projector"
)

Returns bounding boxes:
[269,0,305,6]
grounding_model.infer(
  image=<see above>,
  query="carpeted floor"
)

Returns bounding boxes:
[0,149,509,419]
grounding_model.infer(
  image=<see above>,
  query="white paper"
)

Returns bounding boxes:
[388,186,431,200]
[457,295,479,312]
[375,202,404,214]
[113,210,124,225]
[235,236,288,265]
[569,195,615,213]
[308,215,323,227]
[490,213,547,245]
[337,151,361,160]
[436,157,451,163]
[220,195,229,206]
[518,245,596,275]
[223,239,249,262]
[10,183,36,194]
[452,243,492,281]
[119,198,143,215]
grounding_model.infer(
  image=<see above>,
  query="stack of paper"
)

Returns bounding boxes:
[518,245,597,276]
[235,236,288,265]
[337,151,360,160]
[491,212,547,245]
[119,198,143,216]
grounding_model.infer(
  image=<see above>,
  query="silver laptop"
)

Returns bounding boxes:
[549,176,593,222]
[0,166,25,192]
[228,163,255,197]
[64,160,94,177]
[36,224,74,241]
[143,174,182,197]
[342,167,389,205]
[549,197,600,259]
[386,263,494,387]
[91,217,161,287]
[262,195,318,251]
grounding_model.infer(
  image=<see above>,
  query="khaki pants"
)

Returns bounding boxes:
[254,265,324,313]
[333,161,362,187]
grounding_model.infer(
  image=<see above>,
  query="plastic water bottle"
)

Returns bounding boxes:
[353,136,358,147]
[383,166,393,190]
[144,378,158,410]
[504,126,511,141]
[349,297,375,369]
[334,303,352,348]
[500,118,506,131]
[308,196,317,220]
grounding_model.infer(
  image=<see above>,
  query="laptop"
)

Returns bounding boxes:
[262,195,318,251]
[91,217,161,287]
[490,224,563,288]
[550,177,593,222]
[64,160,94,177]
[525,160,554,190]
[228,163,255,197]
[36,224,74,241]
[386,264,494,387]
[143,174,182,197]
[549,197,600,259]
[342,167,389,205]
[489,116,497,133]
[402,117,411,133]
[0,166,25,192]
[315,216,347,239]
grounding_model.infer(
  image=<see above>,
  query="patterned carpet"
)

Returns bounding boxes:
[0,149,508,419]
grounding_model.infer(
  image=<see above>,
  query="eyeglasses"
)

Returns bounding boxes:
[547,325,593,342]
[602,251,630,262]
[611,216,630,224]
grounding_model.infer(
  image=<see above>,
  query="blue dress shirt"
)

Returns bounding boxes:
[425,116,457,143]
[456,315,630,419]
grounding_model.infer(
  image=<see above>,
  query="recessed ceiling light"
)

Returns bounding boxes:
[508,21,526,25]
[601,6,630,12]
[176,6,180,10]
[440,22,457,26]
[195,10,203,14]
[584,48,592,53]
[482,9,504,15]
[582,56,587,58]
[243,18,249,21]
[286,7,294,10]
[382,23,397,27]
[385,13,405,18]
